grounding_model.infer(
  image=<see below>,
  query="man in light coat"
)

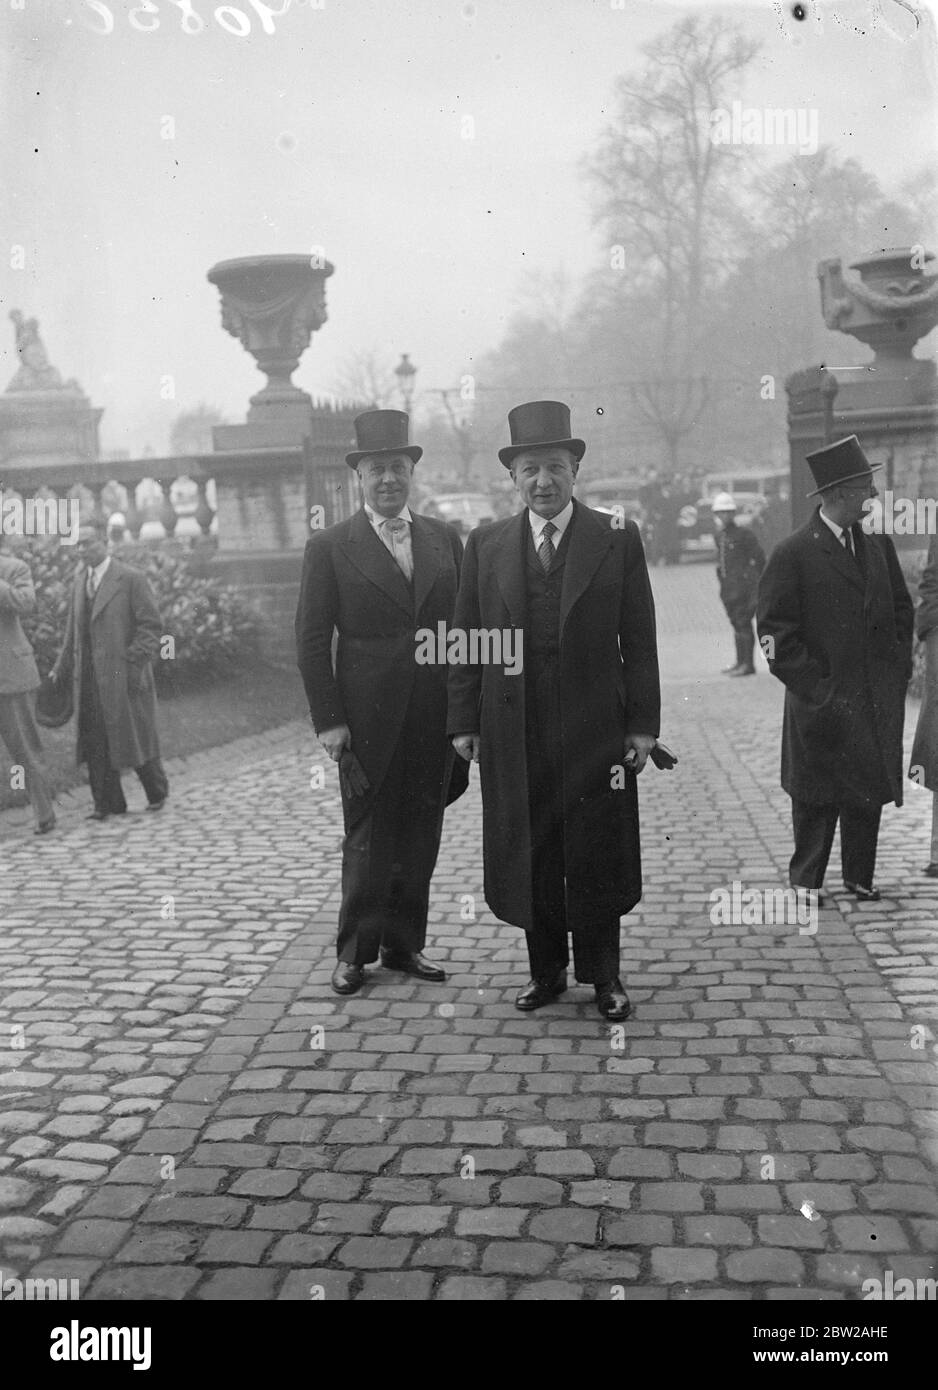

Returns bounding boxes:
[51,521,168,820]
[757,436,913,902]
[448,401,661,1020]
[0,535,55,833]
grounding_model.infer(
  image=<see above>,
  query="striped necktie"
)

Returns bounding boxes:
[537,520,556,572]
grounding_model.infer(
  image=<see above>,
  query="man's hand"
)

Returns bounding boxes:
[623,732,656,775]
[453,734,481,764]
[320,724,352,762]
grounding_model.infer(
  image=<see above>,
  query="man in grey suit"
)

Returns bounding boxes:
[0,534,55,834]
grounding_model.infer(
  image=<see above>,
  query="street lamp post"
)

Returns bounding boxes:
[395,353,417,413]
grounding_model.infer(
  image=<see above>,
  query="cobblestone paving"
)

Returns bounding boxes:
[1,565,936,1300]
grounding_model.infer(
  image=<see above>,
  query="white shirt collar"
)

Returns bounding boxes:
[528,499,574,542]
[364,502,413,529]
[818,508,845,540]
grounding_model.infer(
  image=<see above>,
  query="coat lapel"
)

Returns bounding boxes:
[493,509,528,628]
[341,508,413,615]
[809,510,866,594]
[560,501,615,633]
[91,561,122,621]
[411,513,443,618]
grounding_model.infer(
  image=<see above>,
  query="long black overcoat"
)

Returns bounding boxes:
[447,502,660,934]
[757,510,913,809]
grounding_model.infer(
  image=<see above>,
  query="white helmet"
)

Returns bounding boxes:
[711,492,737,513]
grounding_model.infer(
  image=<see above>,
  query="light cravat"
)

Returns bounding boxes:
[381,516,413,581]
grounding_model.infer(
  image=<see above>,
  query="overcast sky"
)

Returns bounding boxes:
[2,0,935,454]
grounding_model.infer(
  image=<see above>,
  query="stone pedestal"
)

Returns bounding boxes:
[204,254,360,661]
[0,389,102,470]
[0,312,102,472]
[787,249,938,552]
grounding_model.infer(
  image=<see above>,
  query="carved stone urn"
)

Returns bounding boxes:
[818,247,938,369]
[207,254,334,419]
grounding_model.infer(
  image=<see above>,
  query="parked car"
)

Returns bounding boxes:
[576,477,646,533]
[425,492,495,541]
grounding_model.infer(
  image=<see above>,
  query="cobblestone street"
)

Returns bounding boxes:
[1,562,936,1301]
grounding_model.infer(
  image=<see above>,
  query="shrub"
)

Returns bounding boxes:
[18,538,263,690]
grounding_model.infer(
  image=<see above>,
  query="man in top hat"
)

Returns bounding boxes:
[0,532,56,834]
[712,492,765,677]
[757,436,913,902]
[448,401,661,1020]
[50,521,169,820]
[295,410,468,995]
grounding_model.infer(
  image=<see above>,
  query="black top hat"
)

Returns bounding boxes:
[805,435,882,497]
[498,400,586,468]
[345,410,422,468]
[35,673,73,729]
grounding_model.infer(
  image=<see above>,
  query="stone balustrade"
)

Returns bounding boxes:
[0,455,217,541]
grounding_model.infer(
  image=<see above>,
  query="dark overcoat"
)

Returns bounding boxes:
[59,558,163,769]
[910,534,938,791]
[295,508,468,830]
[757,510,913,809]
[447,502,660,934]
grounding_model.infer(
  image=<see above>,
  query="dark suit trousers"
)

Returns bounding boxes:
[336,698,446,965]
[721,587,757,669]
[790,798,882,890]
[80,664,168,814]
[525,658,620,985]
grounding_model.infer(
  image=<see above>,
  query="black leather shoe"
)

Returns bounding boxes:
[924,863,938,879]
[844,881,881,902]
[331,962,365,995]
[515,971,567,1011]
[87,810,108,821]
[34,816,56,835]
[721,663,743,674]
[379,951,446,982]
[146,797,168,812]
[595,979,631,1021]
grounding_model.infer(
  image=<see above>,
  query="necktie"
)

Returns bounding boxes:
[381,517,413,581]
[86,568,96,601]
[537,520,556,572]
[842,528,855,560]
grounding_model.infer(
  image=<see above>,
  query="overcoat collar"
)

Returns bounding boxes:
[494,500,615,632]
[76,556,124,621]
[342,507,443,617]
[806,507,867,594]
